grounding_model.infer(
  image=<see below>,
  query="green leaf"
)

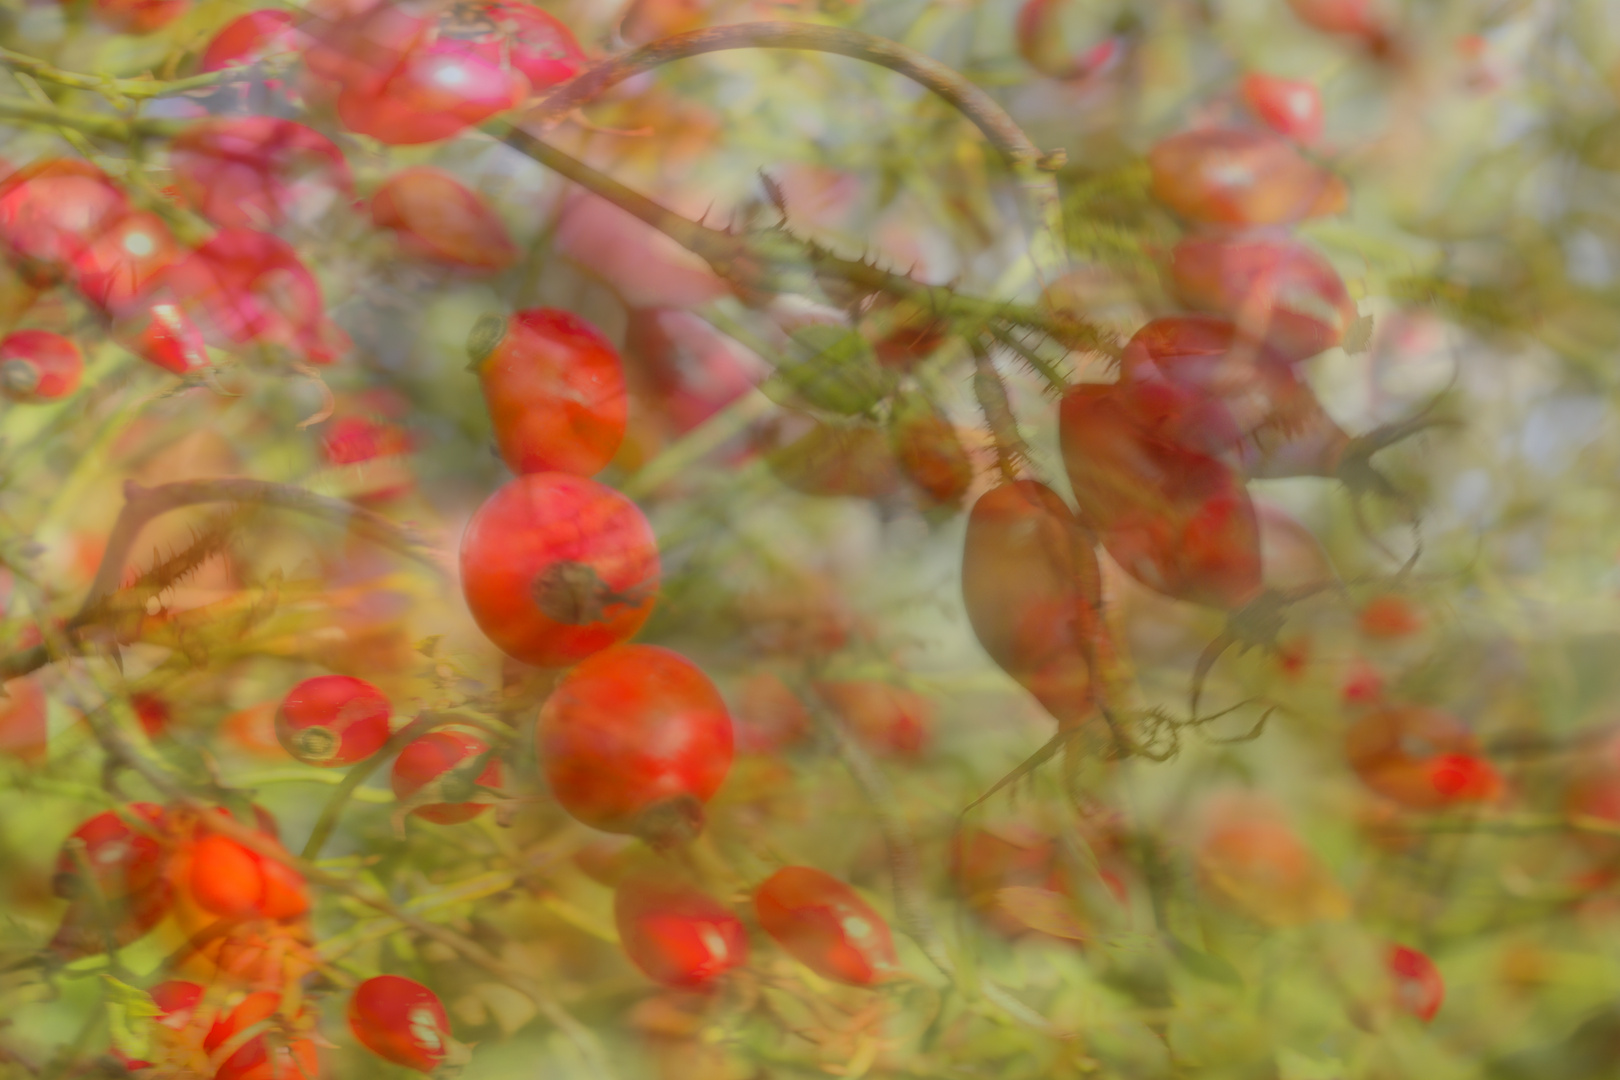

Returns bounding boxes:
[1168,935,1244,987]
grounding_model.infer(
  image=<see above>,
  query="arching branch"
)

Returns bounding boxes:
[532,22,1063,171]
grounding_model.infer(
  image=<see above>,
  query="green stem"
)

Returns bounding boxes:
[0,97,180,139]
[300,713,444,861]
[0,45,276,100]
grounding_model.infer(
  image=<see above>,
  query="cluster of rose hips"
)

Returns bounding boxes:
[0,0,596,412]
[459,306,905,991]
[948,28,1488,1021]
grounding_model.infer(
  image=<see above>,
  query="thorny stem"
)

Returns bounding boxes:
[86,480,442,606]
[970,340,1032,481]
[987,323,1070,393]
[0,479,445,681]
[491,127,1116,355]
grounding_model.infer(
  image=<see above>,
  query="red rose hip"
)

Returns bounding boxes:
[53,803,168,901]
[614,873,749,988]
[372,168,518,273]
[0,330,82,402]
[1388,944,1443,1022]
[349,975,451,1072]
[188,832,309,920]
[460,473,659,668]
[275,675,392,767]
[754,866,899,986]
[537,644,732,843]
[469,308,629,478]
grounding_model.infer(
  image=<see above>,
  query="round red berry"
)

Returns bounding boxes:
[614,874,749,988]
[537,644,733,843]
[0,330,82,402]
[275,675,392,767]
[459,473,659,668]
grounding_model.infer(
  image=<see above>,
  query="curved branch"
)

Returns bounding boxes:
[533,22,1061,170]
[528,22,1071,283]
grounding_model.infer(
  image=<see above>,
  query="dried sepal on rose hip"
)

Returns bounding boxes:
[390,730,504,825]
[459,473,659,668]
[537,644,733,847]
[275,675,392,767]
[349,975,465,1072]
